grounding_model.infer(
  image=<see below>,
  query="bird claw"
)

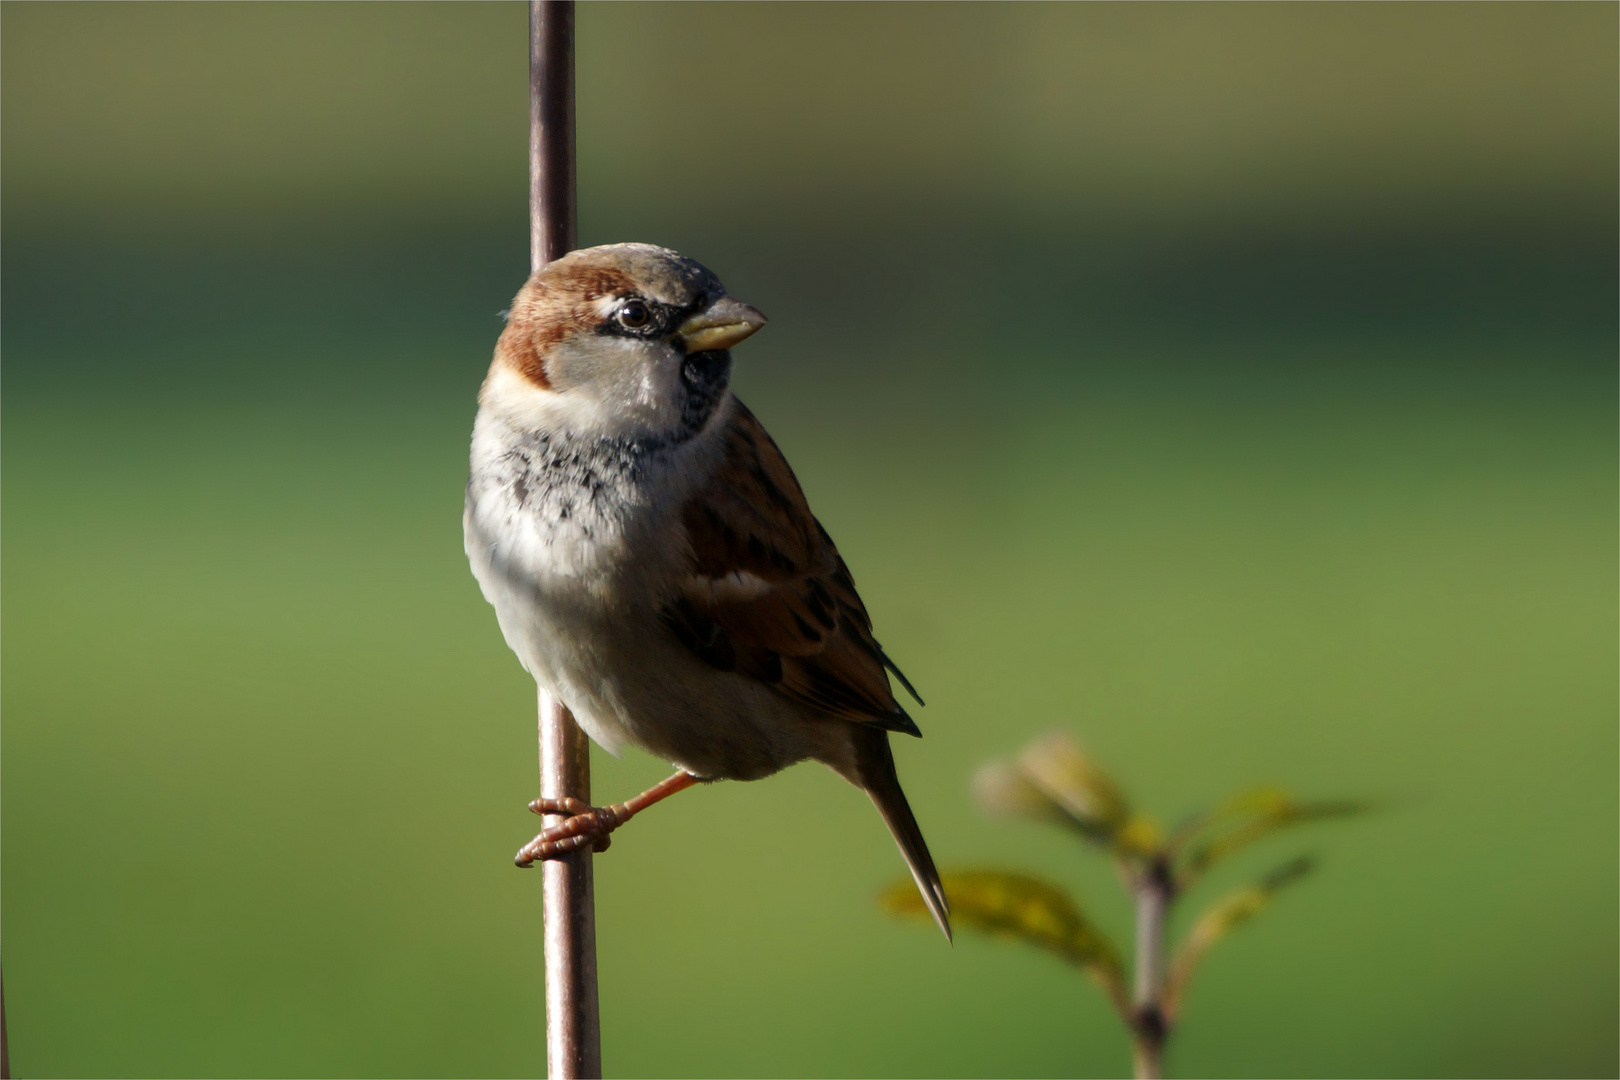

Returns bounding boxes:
[511,772,700,867]
[514,798,625,865]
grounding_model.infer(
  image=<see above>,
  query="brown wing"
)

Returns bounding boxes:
[662,399,923,735]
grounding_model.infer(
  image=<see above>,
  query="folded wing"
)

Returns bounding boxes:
[661,400,922,735]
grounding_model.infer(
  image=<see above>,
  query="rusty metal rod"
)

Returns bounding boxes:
[529,3,599,1077]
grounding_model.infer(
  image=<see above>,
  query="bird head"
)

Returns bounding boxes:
[485,243,766,442]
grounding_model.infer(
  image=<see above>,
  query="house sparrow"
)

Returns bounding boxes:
[464,243,950,940]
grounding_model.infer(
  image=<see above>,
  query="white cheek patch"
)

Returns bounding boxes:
[594,336,677,418]
[481,361,610,434]
[634,370,658,408]
[483,337,687,441]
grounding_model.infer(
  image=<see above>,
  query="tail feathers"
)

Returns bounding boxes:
[857,733,952,942]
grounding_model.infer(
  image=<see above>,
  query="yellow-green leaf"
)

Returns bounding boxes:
[974,733,1158,856]
[1176,787,1362,883]
[1113,813,1166,858]
[1164,856,1315,1016]
[1019,733,1131,840]
[881,869,1126,1001]
[971,759,1074,828]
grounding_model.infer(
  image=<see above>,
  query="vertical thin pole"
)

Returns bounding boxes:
[531,0,576,268]
[529,4,598,1078]
[538,688,599,1079]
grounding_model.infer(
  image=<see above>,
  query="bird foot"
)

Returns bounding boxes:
[514,796,629,866]
[512,771,701,867]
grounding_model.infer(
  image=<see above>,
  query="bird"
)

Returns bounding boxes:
[464,242,950,940]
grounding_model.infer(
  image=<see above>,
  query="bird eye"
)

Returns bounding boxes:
[616,299,651,329]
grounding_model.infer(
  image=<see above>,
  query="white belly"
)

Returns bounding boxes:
[463,404,834,780]
[464,468,661,755]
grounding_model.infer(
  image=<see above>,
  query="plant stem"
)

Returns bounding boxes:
[1130,856,1173,1080]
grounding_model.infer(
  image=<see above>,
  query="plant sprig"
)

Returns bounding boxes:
[886,731,1363,1078]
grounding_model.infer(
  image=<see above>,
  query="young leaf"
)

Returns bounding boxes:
[1019,732,1131,841]
[974,732,1160,856]
[881,870,1128,1011]
[1174,787,1361,885]
[972,759,1076,829]
[1163,856,1315,1017]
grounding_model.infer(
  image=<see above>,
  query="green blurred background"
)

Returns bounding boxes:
[3,3,1615,1076]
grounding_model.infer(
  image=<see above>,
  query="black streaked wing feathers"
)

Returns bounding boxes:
[665,399,921,735]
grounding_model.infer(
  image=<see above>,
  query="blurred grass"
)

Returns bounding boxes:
[3,3,1617,1077]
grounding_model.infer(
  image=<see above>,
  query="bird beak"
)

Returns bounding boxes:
[675,297,767,354]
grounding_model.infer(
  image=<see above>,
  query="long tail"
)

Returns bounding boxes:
[852,729,952,942]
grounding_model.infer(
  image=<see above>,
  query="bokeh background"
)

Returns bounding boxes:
[3,3,1615,1077]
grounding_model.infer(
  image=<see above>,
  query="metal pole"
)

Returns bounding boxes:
[529,4,599,1077]
[530,0,576,269]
